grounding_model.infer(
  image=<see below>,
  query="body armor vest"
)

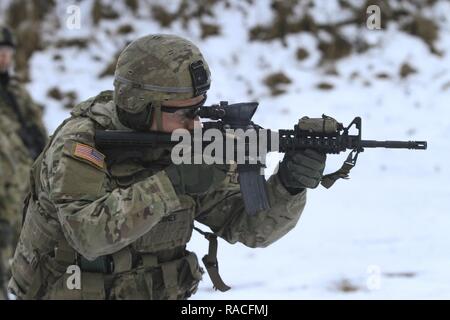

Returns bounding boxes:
[9,91,202,300]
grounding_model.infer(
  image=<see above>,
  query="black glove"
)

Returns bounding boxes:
[278,149,327,194]
[165,163,228,196]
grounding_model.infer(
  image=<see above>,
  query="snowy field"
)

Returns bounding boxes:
[20,0,450,299]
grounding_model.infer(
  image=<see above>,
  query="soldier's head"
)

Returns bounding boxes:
[113,34,211,133]
[0,26,15,73]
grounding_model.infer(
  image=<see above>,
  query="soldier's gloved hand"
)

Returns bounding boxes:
[165,163,228,196]
[0,219,12,248]
[278,149,327,194]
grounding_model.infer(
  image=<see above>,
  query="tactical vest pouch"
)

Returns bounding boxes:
[44,271,106,300]
[111,247,132,273]
[176,251,203,299]
[110,269,153,300]
[21,199,64,255]
[110,250,203,300]
[9,198,67,299]
[11,247,69,300]
[43,239,107,300]
[132,195,195,253]
[142,250,203,300]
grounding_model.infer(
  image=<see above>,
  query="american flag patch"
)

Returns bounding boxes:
[73,143,105,169]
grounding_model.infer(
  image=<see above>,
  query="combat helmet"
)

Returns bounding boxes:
[113,34,211,131]
[0,26,16,48]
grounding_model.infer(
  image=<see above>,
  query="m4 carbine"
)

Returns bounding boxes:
[95,101,427,216]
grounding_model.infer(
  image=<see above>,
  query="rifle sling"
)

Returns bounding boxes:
[321,150,358,188]
[193,226,231,292]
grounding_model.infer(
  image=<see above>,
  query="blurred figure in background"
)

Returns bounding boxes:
[0,25,47,299]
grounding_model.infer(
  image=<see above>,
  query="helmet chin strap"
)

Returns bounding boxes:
[152,101,163,131]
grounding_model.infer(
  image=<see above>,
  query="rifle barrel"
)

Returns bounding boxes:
[360,140,427,150]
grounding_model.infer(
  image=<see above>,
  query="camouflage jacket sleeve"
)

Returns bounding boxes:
[195,164,306,248]
[44,117,181,260]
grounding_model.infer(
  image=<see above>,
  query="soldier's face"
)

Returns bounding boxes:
[151,95,204,132]
[0,47,13,72]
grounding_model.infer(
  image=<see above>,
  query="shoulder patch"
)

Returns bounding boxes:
[72,142,105,169]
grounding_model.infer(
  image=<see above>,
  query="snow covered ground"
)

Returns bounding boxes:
[21,0,450,299]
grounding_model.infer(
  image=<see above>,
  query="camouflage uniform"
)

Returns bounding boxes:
[0,40,47,298]
[8,90,306,299]
[9,35,313,300]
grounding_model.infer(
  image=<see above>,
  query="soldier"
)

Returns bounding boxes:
[9,34,326,300]
[0,26,47,299]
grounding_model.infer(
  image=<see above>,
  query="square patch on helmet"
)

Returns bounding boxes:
[189,60,210,96]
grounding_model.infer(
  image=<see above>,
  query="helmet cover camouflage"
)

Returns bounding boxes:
[114,34,211,115]
[0,26,15,48]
